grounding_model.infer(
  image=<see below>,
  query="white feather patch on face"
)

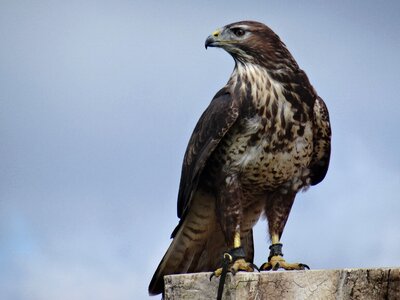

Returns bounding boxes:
[230,24,252,30]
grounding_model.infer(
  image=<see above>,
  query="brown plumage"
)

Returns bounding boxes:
[149,20,331,296]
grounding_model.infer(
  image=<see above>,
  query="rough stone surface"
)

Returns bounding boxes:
[164,268,400,299]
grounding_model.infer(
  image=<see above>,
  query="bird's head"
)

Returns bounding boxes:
[205,21,294,69]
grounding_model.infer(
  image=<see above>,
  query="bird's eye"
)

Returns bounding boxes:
[232,28,245,37]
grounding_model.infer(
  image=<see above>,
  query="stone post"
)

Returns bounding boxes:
[164,268,400,299]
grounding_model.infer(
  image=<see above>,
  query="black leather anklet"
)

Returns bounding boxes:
[268,243,283,261]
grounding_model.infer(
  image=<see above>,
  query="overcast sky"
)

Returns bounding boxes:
[1,1,399,299]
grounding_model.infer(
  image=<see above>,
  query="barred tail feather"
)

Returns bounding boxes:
[148,189,255,295]
[148,190,216,295]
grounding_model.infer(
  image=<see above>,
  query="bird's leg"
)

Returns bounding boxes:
[211,231,256,300]
[211,176,256,278]
[260,233,309,271]
[260,192,309,271]
[229,232,258,274]
[211,231,256,278]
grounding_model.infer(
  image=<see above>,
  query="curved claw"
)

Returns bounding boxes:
[210,267,223,281]
[272,262,280,271]
[299,263,310,270]
[259,262,270,270]
[250,262,260,272]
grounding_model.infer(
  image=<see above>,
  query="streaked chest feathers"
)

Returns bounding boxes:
[221,64,314,193]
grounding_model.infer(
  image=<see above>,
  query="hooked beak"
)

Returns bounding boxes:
[205,29,222,49]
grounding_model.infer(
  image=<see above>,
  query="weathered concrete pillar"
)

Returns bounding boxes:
[164,268,400,299]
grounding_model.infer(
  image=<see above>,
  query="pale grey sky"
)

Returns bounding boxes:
[1,1,400,299]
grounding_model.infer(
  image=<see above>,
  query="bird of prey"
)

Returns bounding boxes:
[149,20,331,296]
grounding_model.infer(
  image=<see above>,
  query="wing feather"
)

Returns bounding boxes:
[310,96,331,185]
[176,88,239,220]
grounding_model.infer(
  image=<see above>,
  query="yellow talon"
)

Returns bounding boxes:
[210,258,256,279]
[260,255,309,271]
[212,267,224,278]
[231,258,255,274]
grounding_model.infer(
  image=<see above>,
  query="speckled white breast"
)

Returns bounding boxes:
[223,63,314,194]
[225,118,313,194]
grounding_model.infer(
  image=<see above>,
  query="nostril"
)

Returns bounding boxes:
[212,30,220,37]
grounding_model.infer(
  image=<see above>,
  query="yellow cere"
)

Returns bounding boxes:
[212,29,220,37]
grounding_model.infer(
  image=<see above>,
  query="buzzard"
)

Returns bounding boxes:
[149,20,331,296]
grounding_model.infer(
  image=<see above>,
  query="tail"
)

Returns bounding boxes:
[148,189,255,295]
[148,190,216,295]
